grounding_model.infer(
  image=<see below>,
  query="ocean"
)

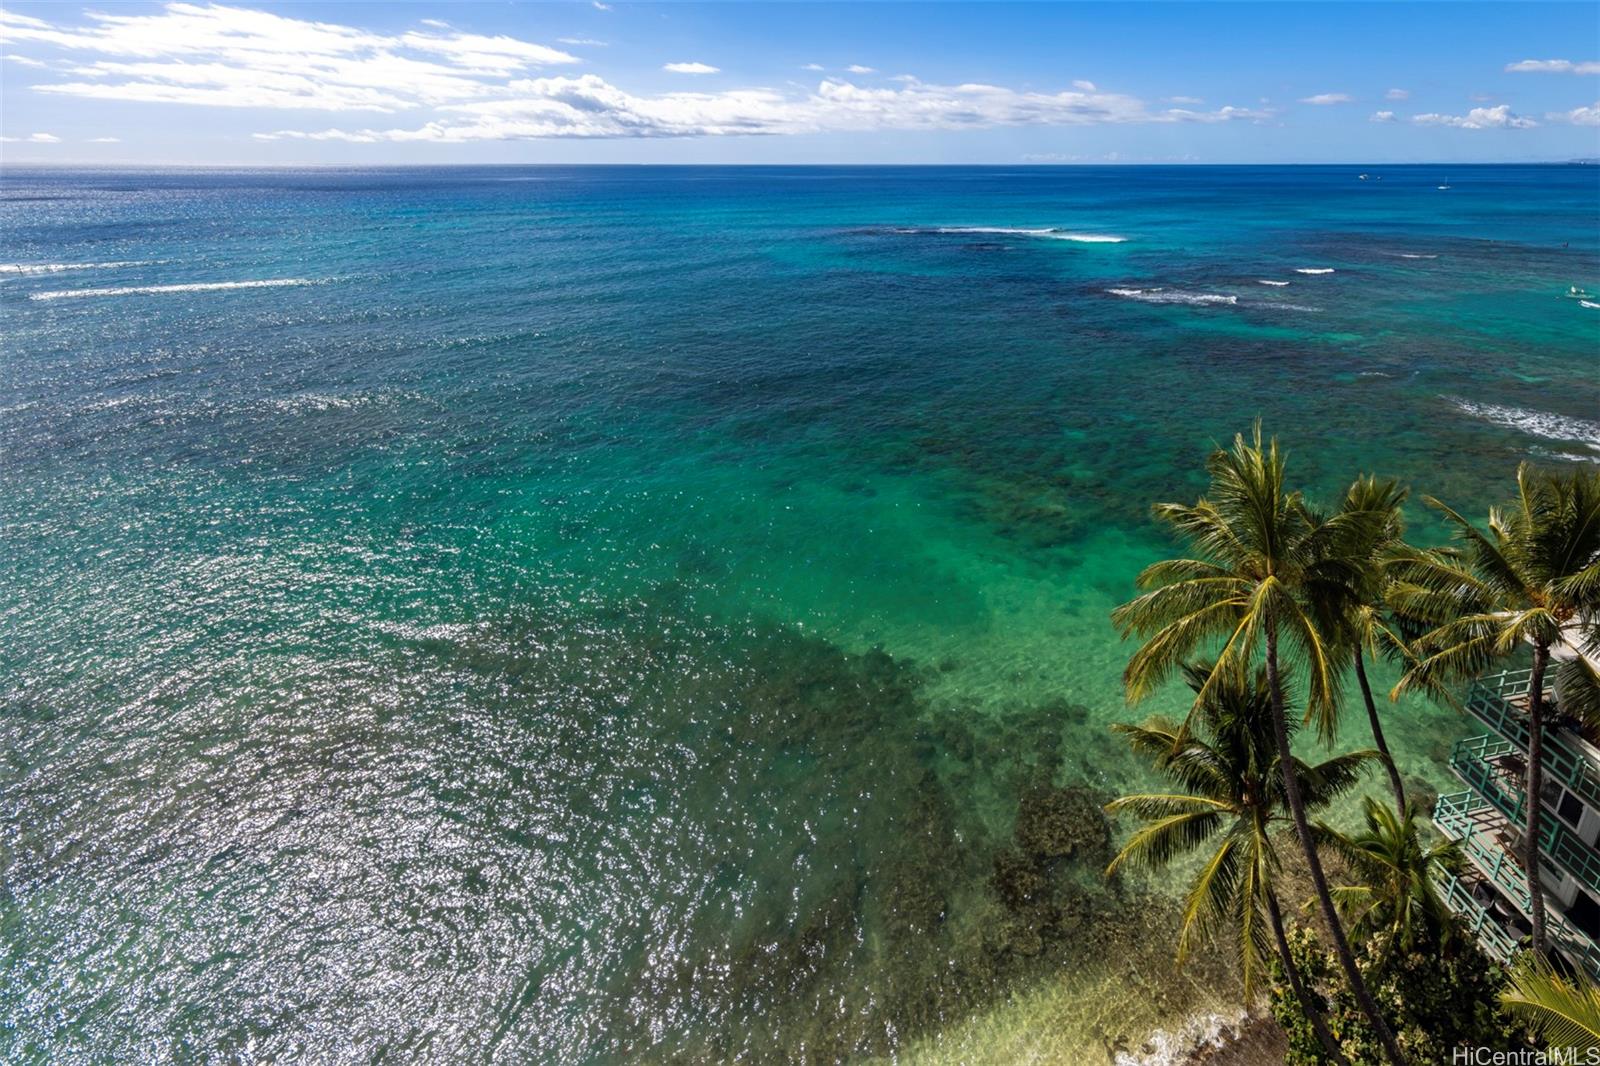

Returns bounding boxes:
[2,164,1597,1063]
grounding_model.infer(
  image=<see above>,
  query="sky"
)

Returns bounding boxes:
[1,1,1598,165]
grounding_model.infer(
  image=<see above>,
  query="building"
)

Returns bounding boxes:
[1433,665,1600,979]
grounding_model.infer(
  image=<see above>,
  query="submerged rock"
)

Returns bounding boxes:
[1014,784,1112,862]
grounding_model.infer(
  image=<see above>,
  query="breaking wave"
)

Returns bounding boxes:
[1,261,151,276]
[933,227,1127,243]
[31,278,316,301]
[1450,398,1600,451]
[1106,287,1237,306]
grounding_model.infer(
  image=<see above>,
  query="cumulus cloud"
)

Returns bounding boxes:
[846,64,874,74]
[5,3,1277,144]
[1370,110,1396,123]
[1506,58,1600,75]
[1,2,578,112]
[0,131,61,142]
[800,63,823,71]
[253,75,1275,142]
[1299,92,1352,105]
[1549,101,1600,126]
[1385,88,1409,100]
[1412,104,1537,129]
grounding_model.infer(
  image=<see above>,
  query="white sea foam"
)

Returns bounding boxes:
[1115,1007,1257,1066]
[1257,279,1290,286]
[1295,267,1336,275]
[1398,253,1438,259]
[0,260,150,276]
[1450,397,1600,451]
[1107,287,1237,306]
[31,278,315,301]
[1581,300,1599,309]
[936,226,1127,242]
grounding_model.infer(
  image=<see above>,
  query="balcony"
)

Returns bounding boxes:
[1435,790,1600,981]
[1465,668,1600,810]
[1450,734,1600,897]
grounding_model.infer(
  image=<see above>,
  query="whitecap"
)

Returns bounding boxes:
[0,260,150,276]
[935,226,1127,243]
[1258,279,1290,286]
[1295,267,1336,275]
[1398,253,1438,259]
[1450,397,1600,451]
[1580,300,1599,309]
[1107,287,1237,306]
[31,278,315,301]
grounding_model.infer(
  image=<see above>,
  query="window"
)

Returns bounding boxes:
[1559,789,1584,828]
[1569,891,1600,942]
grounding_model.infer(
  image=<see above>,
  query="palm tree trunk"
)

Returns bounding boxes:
[1265,620,1407,1066]
[1354,652,1407,813]
[1265,890,1349,1065]
[1526,642,1549,957]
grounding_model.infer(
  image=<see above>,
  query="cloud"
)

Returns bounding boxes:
[87,135,121,141]
[846,64,874,74]
[663,61,718,75]
[592,2,611,10]
[2,3,579,112]
[1549,101,1600,126]
[1506,58,1600,75]
[1167,95,1203,105]
[4,52,47,67]
[1385,88,1409,100]
[1370,110,1396,123]
[253,75,1276,142]
[1412,104,1537,129]
[558,38,606,47]
[0,131,61,142]
[6,4,1279,145]
[1299,92,1352,105]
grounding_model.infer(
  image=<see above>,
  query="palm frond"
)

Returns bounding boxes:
[1502,953,1600,1052]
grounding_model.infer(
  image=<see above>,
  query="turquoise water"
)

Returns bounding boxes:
[2,165,1597,1063]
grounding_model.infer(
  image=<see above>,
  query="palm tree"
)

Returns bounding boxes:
[1390,464,1600,958]
[1501,954,1600,1052]
[1107,662,1371,1063]
[1314,796,1462,966]
[1112,426,1409,1065]
[1310,476,1414,812]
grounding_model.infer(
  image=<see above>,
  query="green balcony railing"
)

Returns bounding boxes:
[1432,869,1518,965]
[1466,669,1600,810]
[1435,790,1600,981]
[1450,736,1600,897]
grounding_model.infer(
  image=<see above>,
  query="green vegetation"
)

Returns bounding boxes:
[1502,954,1600,1052]
[1107,434,1600,1064]
[1390,463,1600,956]
[1106,662,1369,1061]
